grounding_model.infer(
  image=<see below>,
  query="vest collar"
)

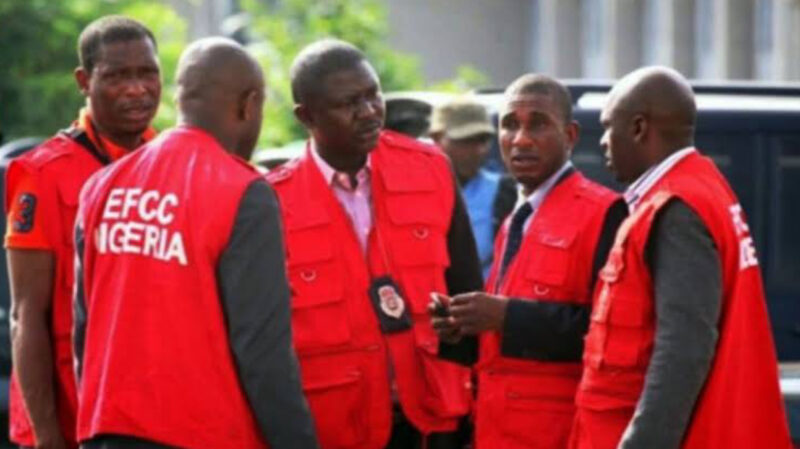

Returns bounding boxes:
[625,147,696,211]
[513,160,575,214]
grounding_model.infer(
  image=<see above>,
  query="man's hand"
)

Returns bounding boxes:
[428,293,462,344]
[8,249,65,449]
[449,292,509,335]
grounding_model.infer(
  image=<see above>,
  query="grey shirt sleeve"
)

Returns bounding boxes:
[218,180,319,449]
[619,199,721,449]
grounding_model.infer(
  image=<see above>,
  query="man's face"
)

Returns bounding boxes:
[498,93,577,194]
[600,97,642,183]
[79,37,161,139]
[438,134,491,184]
[307,61,385,157]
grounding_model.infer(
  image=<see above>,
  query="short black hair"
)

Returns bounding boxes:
[289,39,367,104]
[78,15,157,73]
[505,73,573,123]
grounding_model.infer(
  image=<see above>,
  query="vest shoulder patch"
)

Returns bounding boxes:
[265,163,297,184]
[381,130,439,155]
[20,135,78,169]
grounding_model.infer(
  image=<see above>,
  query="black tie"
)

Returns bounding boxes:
[499,202,534,281]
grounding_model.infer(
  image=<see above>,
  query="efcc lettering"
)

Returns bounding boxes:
[729,203,758,270]
[94,188,188,266]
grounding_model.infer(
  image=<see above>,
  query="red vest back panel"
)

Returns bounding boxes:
[5,135,102,447]
[77,127,266,449]
[475,171,619,449]
[576,151,791,449]
[267,131,472,449]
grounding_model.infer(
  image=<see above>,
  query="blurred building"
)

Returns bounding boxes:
[384,0,800,85]
[165,0,247,41]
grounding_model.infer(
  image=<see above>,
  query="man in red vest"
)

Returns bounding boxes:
[73,37,319,449]
[570,66,792,449]
[4,16,160,449]
[266,39,483,449]
[429,74,626,449]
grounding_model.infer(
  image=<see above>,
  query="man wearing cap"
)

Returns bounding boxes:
[429,99,516,278]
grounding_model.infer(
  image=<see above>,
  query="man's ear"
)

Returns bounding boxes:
[240,89,261,121]
[565,120,580,150]
[293,103,314,128]
[632,113,648,144]
[74,67,90,96]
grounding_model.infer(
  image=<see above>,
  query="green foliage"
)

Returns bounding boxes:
[0,0,186,141]
[1,0,488,154]
[241,0,428,148]
[429,66,490,93]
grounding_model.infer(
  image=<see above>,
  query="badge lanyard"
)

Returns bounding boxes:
[367,165,396,280]
[365,163,413,334]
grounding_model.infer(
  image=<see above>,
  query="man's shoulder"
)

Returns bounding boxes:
[378,130,446,160]
[264,156,304,187]
[569,171,621,207]
[14,132,90,171]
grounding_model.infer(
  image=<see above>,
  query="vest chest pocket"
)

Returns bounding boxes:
[524,227,578,293]
[387,224,450,268]
[383,188,450,267]
[287,228,351,352]
[302,369,367,447]
[589,250,652,369]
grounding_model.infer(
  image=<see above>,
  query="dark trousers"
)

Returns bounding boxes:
[385,406,471,449]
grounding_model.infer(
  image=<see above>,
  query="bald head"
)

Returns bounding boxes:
[607,66,696,144]
[176,37,265,159]
[600,66,696,183]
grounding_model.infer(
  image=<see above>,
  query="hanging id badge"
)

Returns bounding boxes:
[368,276,413,334]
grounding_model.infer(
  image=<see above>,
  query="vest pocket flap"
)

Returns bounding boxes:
[536,229,578,249]
[289,263,344,308]
[389,226,449,266]
[301,370,367,447]
[284,203,331,232]
[303,369,362,392]
[524,227,579,286]
[290,264,350,351]
[287,229,334,266]
[378,162,437,193]
[384,194,447,226]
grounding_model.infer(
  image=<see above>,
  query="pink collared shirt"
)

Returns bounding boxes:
[310,142,373,253]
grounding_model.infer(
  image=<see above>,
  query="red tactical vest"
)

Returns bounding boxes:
[76,127,268,449]
[5,134,105,448]
[267,131,472,449]
[573,151,792,449]
[474,171,619,449]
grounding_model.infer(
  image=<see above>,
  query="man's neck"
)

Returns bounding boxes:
[105,133,144,152]
[92,121,144,152]
[317,145,367,177]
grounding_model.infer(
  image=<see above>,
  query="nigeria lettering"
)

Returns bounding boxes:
[94,188,188,266]
[729,203,757,270]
